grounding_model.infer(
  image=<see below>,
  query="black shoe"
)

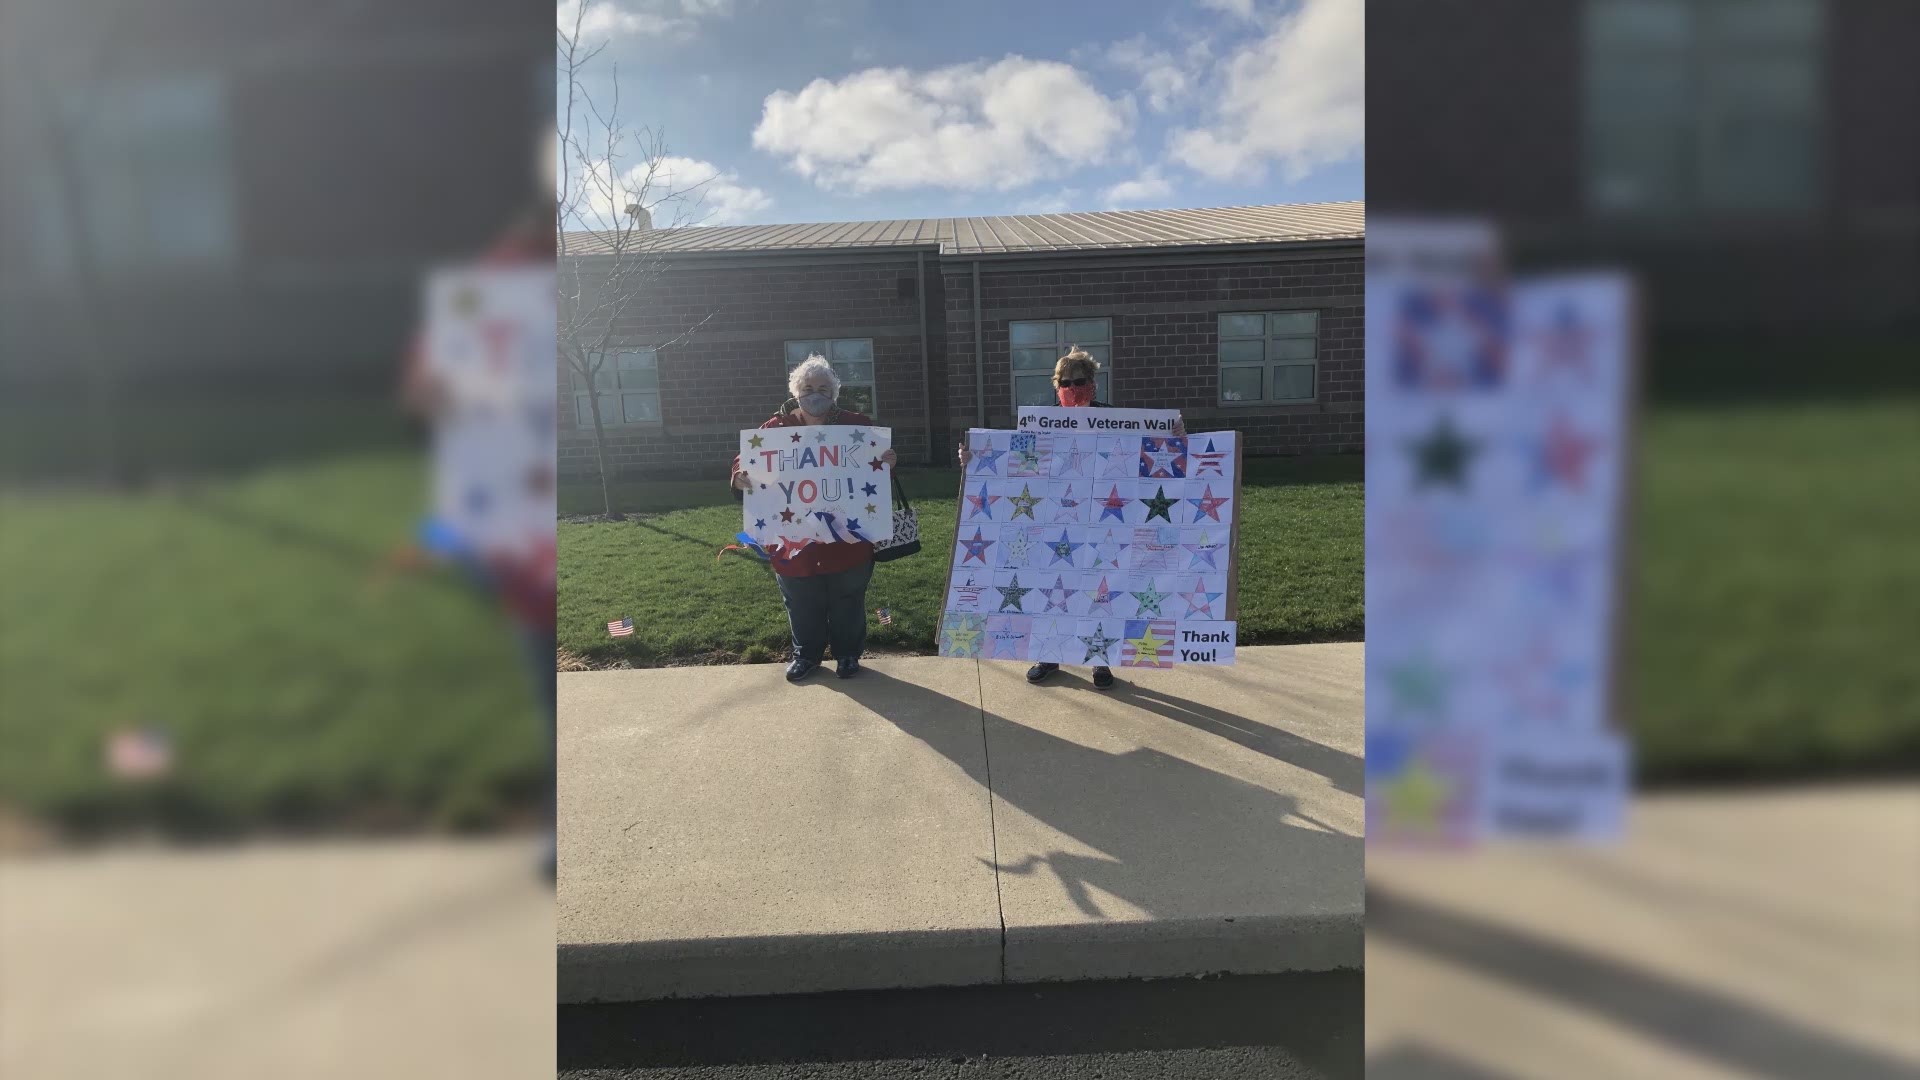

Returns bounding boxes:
[836,657,861,679]
[1092,666,1115,691]
[1026,662,1060,684]
[786,658,819,682]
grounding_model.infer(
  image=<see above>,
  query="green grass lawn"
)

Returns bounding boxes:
[0,451,546,837]
[1627,397,1920,782]
[557,455,1365,665]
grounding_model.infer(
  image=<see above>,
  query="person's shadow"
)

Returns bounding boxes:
[828,667,1362,924]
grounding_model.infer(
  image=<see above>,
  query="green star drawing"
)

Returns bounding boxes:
[1008,483,1043,520]
[1140,485,1177,522]
[747,433,765,449]
[1130,581,1169,616]
[995,574,1032,612]
[1386,657,1450,722]
[1079,625,1119,664]
[1407,415,1479,490]
[865,502,878,515]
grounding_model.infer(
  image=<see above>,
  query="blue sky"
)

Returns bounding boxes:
[557,0,1361,229]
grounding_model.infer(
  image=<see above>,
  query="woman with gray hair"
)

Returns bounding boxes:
[731,354,897,681]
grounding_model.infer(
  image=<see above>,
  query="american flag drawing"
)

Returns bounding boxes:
[607,617,634,637]
[1192,438,1228,477]
[876,608,894,625]
[1120,619,1177,668]
[106,727,172,779]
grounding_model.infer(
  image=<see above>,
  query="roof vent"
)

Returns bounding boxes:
[626,203,652,230]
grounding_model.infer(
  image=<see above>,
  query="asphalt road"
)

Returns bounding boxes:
[559,972,1362,1079]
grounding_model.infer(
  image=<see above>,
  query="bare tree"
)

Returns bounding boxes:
[556,7,713,520]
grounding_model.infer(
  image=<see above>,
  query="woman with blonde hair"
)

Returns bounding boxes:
[958,346,1181,691]
[733,354,898,682]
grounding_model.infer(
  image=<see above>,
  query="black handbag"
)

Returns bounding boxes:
[871,474,922,562]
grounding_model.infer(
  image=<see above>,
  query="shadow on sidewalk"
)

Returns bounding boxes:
[1110,681,1364,796]
[830,668,1361,922]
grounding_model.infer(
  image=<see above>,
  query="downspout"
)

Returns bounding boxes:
[972,260,984,429]
[917,250,934,465]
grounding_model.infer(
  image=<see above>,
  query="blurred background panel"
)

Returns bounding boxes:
[0,2,555,1078]
[1367,1,1918,1077]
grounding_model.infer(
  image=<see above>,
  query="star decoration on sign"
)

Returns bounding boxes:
[1045,528,1082,566]
[1140,485,1177,523]
[1008,484,1043,520]
[1129,581,1170,617]
[1178,577,1224,618]
[987,621,1029,659]
[870,456,886,471]
[1053,441,1090,477]
[942,615,984,657]
[1085,576,1117,615]
[1187,484,1229,522]
[1053,485,1084,522]
[958,528,995,565]
[791,432,803,443]
[748,433,765,449]
[1185,530,1223,570]
[848,429,868,445]
[1125,621,1171,665]
[1093,530,1129,569]
[1098,485,1129,523]
[1040,576,1078,612]
[865,503,878,515]
[995,574,1032,612]
[815,431,829,444]
[862,481,879,496]
[779,508,796,523]
[1407,415,1479,490]
[965,482,1001,520]
[1531,413,1599,493]
[845,517,863,533]
[754,518,767,530]
[1001,529,1035,566]
[1384,760,1453,832]
[971,444,1006,473]
[1385,656,1450,722]
[1079,625,1119,664]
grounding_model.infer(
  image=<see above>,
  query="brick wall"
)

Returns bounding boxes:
[560,245,1366,481]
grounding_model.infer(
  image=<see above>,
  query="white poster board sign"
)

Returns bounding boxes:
[1016,407,1183,434]
[738,425,894,548]
[422,265,557,560]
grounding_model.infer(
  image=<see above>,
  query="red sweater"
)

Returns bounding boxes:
[731,405,877,578]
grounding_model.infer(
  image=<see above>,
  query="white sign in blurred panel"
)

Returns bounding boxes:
[1366,234,1634,846]
[423,266,558,561]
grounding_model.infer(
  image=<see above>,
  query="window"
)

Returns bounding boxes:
[572,348,660,426]
[1585,0,1823,215]
[1008,318,1111,407]
[1218,312,1318,404]
[786,339,876,417]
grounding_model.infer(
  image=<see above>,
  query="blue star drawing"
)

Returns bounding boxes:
[1045,529,1082,566]
[754,518,767,530]
[958,528,996,565]
[1098,484,1130,523]
[815,431,829,443]
[862,481,879,496]
[971,443,1006,473]
[848,429,868,446]
[1185,530,1224,570]
[966,482,1001,520]
[845,518,863,534]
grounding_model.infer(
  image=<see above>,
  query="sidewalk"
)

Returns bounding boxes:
[557,644,1366,1003]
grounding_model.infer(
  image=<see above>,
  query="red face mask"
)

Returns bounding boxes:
[1057,382,1095,407]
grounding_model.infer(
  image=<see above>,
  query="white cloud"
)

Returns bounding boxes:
[572,155,772,227]
[1015,188,1085,215]
[1103,36,1198,114]
[752,57,1132,193]
[1102,168,1174,207]
[1197,0,1259,19]
[1169,0,1362,183]
[555,0,733,41]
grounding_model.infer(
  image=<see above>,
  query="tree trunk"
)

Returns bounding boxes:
[585,386,621,520]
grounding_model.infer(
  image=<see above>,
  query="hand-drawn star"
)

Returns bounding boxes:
[1094,530,1129,569]
[754,518,766,530]
[779,508,796,523]
[1140,485,1177,523]
[1001,529,1035,566]
[1099,485,1129,523]
[865,503,878,515]
[965,482,1001,520]
[848,429,868,445]
[1079,625,1119,664]
[1053,442,1090,477]
[1125,621,1171,665]
[1085,576,1117,615]
[988,623,1028,659]
[1045,528,1082,566]
[942,615,984,657]
[1178,577,1224,618]
[1008,484,1042,520]
[1185,530,1222,570]
[958,527,995,565]
[464,485,490,515]
[791,432,803,443]
[995,574,1032,612]
[759,483,768,491]
[862,481,879,496]
[747,433,765,449]
[1130,581,1170,617]
[815,431,829,444]
[1385,656,1450,722]
[1187,484,1229,522]
[1040,575,1078,612]
[1531,413,1599,492]
[971,444,1006,473]
[870,456,886,471]
[1408,415,1479,490]
[845,518,863,533]
[1384,760,1452,832]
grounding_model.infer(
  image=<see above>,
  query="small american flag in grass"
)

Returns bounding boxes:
[875,608,893,626]
[106,727,172,780]
[607,617,634,637]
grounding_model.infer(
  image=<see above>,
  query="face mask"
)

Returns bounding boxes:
[798,392,834,417]
[1057,383,1094,408]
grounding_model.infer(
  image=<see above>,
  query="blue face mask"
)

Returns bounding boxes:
[798,392,834,417]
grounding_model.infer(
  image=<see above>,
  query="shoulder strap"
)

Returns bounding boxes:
[890,471,914,513]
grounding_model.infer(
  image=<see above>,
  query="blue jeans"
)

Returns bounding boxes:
[776,560,874,663]
[514,624,558,837]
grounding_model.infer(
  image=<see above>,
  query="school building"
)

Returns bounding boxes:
[557,200,1364,480]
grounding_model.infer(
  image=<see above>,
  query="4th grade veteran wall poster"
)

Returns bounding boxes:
[739,425,895,549]
[942,418,1240,668]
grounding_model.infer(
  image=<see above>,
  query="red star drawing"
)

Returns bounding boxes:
[1186,483,1229,522]
[779,508,796,522]
[791,432,803,442]
[1540,414,1599,492]
[870,457,886,471]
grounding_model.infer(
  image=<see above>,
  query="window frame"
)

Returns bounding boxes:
[571,346,662,429]
[785,338,879,419]
[1216,310,1320,406]
[1006,318,1113,410]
